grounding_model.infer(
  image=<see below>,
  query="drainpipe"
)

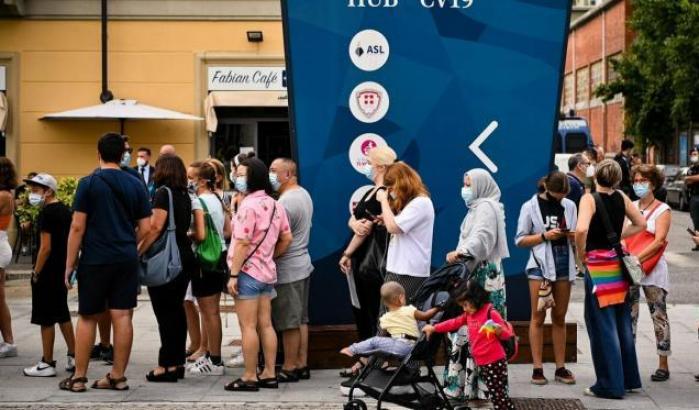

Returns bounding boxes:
[99,0,114,103]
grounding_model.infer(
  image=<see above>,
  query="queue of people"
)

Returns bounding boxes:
[0,132,691,408]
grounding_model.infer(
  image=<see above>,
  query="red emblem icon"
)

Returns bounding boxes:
[356,90,382,118]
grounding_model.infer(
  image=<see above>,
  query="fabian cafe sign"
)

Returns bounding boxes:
[208,67,287,92]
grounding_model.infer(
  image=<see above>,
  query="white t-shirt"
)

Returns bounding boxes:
[198,193,226,247]
[633,201,670,291]
[386,196,435,277]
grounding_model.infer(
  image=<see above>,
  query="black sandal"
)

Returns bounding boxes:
[296,366,311,380]
[59,376,88,393]
[224,378,259,392]
[277,369,299,383]
[146,368,178,383]
[651,369,670,382]
[91,373,129,391]
[258,376,279,389]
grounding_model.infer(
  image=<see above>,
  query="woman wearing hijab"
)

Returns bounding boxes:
[443,168,510,403]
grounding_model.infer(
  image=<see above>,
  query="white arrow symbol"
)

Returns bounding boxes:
[469,120,499,173]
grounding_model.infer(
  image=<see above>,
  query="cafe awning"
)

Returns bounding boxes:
[204,91,288,133]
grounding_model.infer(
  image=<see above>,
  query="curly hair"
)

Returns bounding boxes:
[0,158,18,191]
[631,164,664,190]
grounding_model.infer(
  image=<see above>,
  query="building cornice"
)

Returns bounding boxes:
[571,0,623,29]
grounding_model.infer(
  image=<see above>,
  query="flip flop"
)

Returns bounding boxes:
[224,378,259,392]
[59,376,88,393]
[91,373,129,391]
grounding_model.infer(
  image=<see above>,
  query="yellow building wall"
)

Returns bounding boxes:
[0,20,284,178]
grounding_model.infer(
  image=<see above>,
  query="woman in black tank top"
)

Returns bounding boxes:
[574,160,647,399]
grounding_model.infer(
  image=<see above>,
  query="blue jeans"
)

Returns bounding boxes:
[584,272,641,398]
[349,336,414,358]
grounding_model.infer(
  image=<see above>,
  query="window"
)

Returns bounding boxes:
[591,60,604,92]
[607,54,621,83]
[574,0,598,6]
[564,74,574,107]
[576,67,589,103]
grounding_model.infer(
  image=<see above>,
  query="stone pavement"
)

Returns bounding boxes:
[1,284,699,410]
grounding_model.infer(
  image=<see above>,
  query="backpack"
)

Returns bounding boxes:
[196,197,223,271]
[487,307,519,363]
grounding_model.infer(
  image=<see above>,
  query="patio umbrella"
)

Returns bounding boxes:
[41,99,203,134]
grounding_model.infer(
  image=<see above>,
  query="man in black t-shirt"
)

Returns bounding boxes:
[59,133,152,393]
[22,173,76,378]
[614,139,635,198]
[686,149,699,250]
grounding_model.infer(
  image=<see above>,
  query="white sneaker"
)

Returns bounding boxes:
[225,355,245,368]
[65,355,76,373]
[188,357,224,376]
[0,342,17,358]
[229,346,242,358]
[23,359,57,377]
[186,354,209,370]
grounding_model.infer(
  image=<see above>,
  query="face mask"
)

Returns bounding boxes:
[120,152,131,167]
[461,186,473,206]
[234,176,248,193]
[691,155,699,164]
[362,163,375,181]
[269,172,282,192]
[28,192,44,207]
[633,182,651,199]
[187,180,197,194]
[586,164,596,178]
[136,158,147,168]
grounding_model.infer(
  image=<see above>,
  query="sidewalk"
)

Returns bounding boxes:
[1,281,699,409]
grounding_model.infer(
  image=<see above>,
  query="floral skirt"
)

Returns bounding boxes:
[443,261,507,401]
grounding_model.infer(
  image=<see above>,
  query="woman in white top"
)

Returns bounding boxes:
[375,161,434,312]
[627,164,672,382]
[442,168,510,402]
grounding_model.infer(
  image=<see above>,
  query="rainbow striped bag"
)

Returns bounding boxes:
[586,249,629,308]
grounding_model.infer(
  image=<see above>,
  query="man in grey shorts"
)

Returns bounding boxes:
[269,158,314,382]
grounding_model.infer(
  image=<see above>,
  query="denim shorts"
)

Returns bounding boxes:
[237,272,277,300]
[527,245,570,282]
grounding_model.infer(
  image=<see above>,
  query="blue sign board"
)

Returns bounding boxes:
[282,0,571,323]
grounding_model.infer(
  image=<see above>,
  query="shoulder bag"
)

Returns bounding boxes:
[196,197,224,271]
[138,187,183,287]
[624,203,668,275]
[593,193,644,285]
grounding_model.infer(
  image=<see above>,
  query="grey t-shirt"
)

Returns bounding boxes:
[275,187,314,284]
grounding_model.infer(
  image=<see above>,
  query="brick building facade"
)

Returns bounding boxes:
[563,0,630,154]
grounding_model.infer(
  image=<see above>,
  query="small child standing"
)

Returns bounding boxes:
[423,280,515,410]
[22,174,76,377]
[341,281,439,358]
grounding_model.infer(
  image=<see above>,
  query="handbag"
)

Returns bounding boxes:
[487,307,519,363]
[355,226,389,279]
[530,252,555,312]
[624,203,668,275]
[138,187,183,287]
[196,197,224,271]
[593,193,644,286]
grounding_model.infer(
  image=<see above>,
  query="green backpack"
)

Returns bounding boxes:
[196,198,223,271]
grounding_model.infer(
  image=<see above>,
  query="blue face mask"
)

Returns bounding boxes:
[120,152,131,167]
[633,182,650,199]
[461,186,473,206]
[235,176,248,193]
[269,172,282,191]
[362,163,375,181]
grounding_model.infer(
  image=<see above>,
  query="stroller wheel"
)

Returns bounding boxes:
[344,399,367,410]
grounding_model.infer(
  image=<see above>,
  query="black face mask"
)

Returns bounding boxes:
[546,192,561,203]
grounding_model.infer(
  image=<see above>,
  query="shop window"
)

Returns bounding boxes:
[576,67,590,103]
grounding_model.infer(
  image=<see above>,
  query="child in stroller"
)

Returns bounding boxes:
[423,280,516,410]
[341,281,441,360]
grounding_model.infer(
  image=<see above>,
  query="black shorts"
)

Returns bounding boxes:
[77,261,139,316]
[31,269,71,326]
[191,252,227,298]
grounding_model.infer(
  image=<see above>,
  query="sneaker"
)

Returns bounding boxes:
[100,345,114,364]
[23,359,57,377]
[0,342,17,358]
[187,354,209,370]
[340,377,366,397]
[555,367,576,385]
[531,368,548,385]
[583,387,597,397]
[65,355,76,373]
[188,357,224,376]
[225,355,245,368]
[229,346,242,358]
[89,343,103,360]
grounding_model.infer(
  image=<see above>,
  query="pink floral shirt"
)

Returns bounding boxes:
[228,190,290,284]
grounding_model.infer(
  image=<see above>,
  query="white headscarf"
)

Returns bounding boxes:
[457,168,510,262]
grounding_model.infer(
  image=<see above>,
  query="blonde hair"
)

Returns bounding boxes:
[206,158,227,190]
[595,159,622,188]
[367,146,397,167]
[380,281,405,306]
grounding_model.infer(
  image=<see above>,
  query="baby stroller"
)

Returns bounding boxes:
[344,260,474,410]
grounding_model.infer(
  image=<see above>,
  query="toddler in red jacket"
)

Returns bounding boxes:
[423,280,515,410]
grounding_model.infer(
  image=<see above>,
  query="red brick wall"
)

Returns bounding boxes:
[605,1,627,55]
[574,17,603,68]
[588,106,605,146]
[607,102,624,152]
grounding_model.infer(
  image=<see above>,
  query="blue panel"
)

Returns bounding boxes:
[282,0,571,323]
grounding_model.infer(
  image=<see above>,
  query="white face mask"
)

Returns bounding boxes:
[28,192,45,207]
[586,164,596,178]
[136,158,147,168]
[691,155,699,164]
